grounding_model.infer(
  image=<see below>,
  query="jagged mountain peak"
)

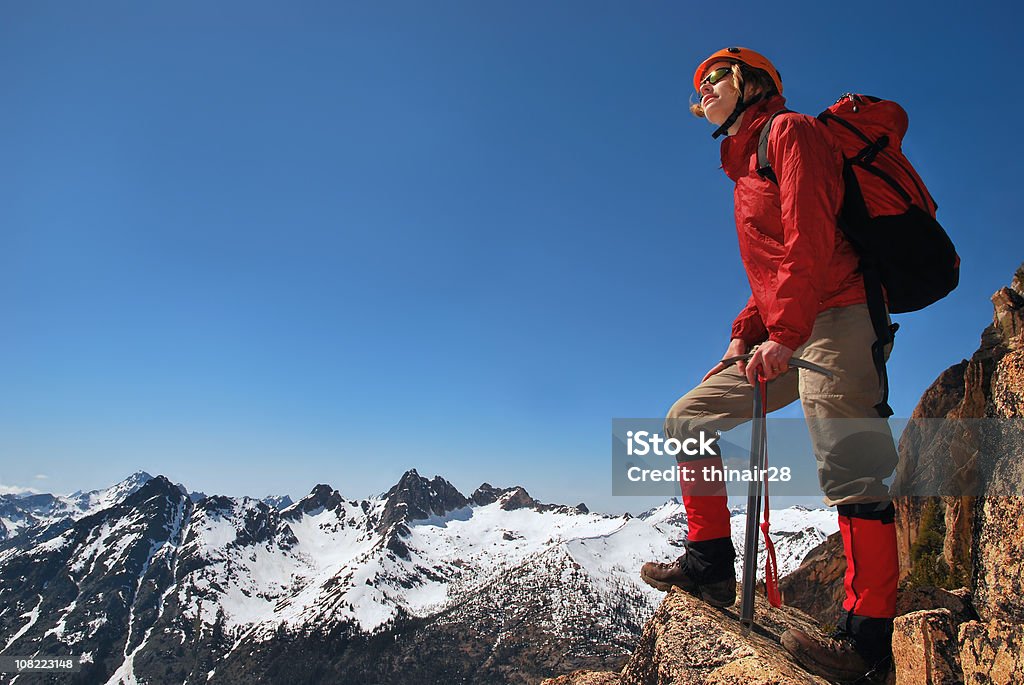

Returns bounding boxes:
[496,486,537,511]
[388,468,461,494]
[0,472,170,547]
[185,490,207,503]
[636,498,687,521]
[468,483,591,515]
[64,471,157,518]
[125,469,154,483]
[383,469,467,508]
[378,470,469,529]
[108,469,154,491]
[262,494,293,509]
[68,470,153,502]
[281,483,345,520]
[194,493,237,513]
[121,474,187,507]
[471,481,520,507]
[469,482,513,506]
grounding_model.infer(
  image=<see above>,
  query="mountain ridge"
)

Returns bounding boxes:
[0,469,837,684]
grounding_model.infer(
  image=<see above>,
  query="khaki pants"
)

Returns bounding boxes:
[665,304,898,507]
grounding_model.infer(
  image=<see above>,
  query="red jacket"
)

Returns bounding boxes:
[722,94,866,351]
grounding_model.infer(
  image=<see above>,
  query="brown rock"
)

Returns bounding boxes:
[779,531,847,627]
[499,486,538,511]
[617,588,830,685]
[958,619,1024,684]
[991,286,1024,355]
[540,670,621,685]
[992,348,1024,418]
[973,495,1024,622]
[891,263,1024,625]
[941,497,974,585]
[912,361,969,421]
[896,587,977,625]
[892,609,963,684]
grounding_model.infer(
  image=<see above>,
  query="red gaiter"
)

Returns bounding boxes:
[839,510,899,618]
[678,456,731,542]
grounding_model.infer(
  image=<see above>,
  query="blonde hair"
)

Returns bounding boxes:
[689,63,779,119]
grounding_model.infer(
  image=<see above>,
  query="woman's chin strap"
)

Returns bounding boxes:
[712,92,765,139]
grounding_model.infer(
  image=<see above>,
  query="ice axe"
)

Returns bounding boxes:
[719,353,832,635]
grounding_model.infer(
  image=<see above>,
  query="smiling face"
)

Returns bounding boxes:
[698,61,740,127]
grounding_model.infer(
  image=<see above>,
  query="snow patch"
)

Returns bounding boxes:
[3,594,43,651]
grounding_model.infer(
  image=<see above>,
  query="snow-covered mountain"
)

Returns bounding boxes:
[0,473,294,546]
[0,470,838,685]
[0,471,155,545]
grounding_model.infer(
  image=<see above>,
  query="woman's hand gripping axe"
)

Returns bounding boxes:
[719,354,833,635]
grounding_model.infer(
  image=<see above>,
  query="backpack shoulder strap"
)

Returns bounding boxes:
[756,109,793,185]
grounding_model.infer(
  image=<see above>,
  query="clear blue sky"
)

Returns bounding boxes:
[1,1,1020,513]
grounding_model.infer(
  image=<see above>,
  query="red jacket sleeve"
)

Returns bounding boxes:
[730,295,768,347]
[762,116,844,350]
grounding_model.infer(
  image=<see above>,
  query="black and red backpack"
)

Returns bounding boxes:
[756,94,960,417]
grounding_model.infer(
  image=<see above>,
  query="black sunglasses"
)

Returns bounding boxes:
[700,66,732,89]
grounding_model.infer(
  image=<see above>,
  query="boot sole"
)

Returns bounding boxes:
[639,571,735,608]
[781,633,871,683]
[639,571,680,593]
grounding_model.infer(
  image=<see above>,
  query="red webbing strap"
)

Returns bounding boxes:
[758,375,782,608]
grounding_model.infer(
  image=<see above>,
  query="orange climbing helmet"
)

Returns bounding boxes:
[693,47,783,95]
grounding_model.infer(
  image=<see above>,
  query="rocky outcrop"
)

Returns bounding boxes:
[973,497,1024,623]
[958,619,1024,685]
[893,264,1024,626]
[778,531,847,627]
[892,609,963,684]
[543,586,848,684]
[891,586,980,683]
[550,585,992,685]
[593,588,832,685]
[895,587,977,624]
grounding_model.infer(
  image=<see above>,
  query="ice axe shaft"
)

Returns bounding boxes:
[718,354,832,635]
[740,374,766,635]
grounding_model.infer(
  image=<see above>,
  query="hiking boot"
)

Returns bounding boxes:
[781,627,891,684]
[640,557,698,592]
[640,537,736,608]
